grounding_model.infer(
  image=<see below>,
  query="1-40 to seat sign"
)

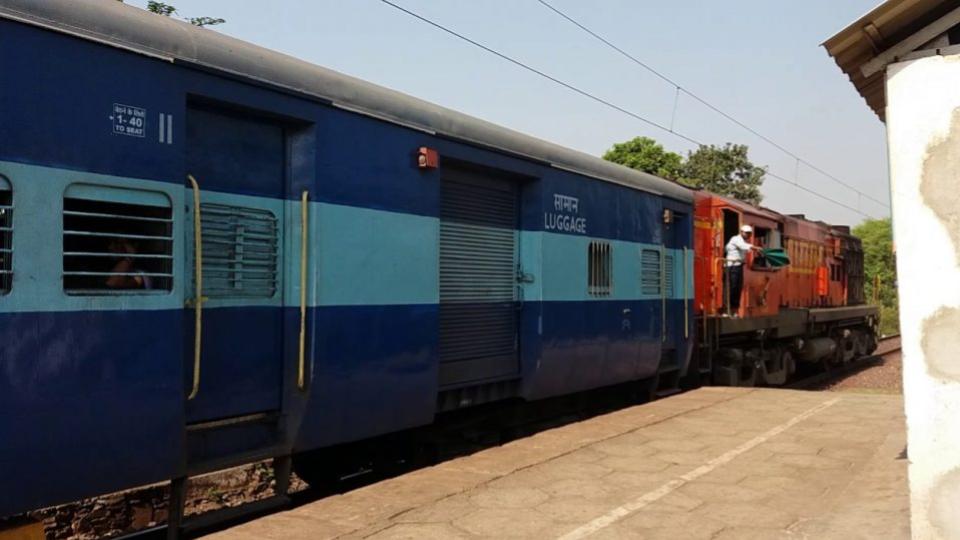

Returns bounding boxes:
[110,103,146,138]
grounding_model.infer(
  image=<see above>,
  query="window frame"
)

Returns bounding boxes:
[588,240,612,296]
[62,183,175,296]
[0,175,12,295]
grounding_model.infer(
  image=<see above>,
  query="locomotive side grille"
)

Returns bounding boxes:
[439,169,519,387]
[0,178,11,294]
[641,248,661,296]
[198,203,279,299]
[63,189,174,294]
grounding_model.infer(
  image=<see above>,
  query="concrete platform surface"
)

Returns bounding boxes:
[206,388,908,539]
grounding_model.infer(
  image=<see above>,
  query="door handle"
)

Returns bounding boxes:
[298,190,309,390]
[187,174,203,401]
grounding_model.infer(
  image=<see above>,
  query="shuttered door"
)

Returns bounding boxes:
[439,169,519,387]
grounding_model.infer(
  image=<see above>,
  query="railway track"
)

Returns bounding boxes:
[786,335,902,391]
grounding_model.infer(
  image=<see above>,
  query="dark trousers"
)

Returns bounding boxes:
[725,264,744,313]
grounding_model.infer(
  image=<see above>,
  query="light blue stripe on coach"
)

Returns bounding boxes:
[0,160,689,313]
[520,230,693,303]
[0,160,185,313]
[199,195,439,308]
[308,202,439,306]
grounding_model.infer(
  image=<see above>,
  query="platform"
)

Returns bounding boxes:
[206,388,908,539]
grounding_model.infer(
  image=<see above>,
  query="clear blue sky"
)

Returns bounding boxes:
[125,0,887,226]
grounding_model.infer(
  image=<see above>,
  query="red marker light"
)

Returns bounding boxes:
[418,147,439,169]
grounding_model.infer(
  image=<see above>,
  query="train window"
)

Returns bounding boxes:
[63,185,173,294]
[640,249,661,296]
[588,241,612,296]
[831,264,843,282]
[200,203,279,299]
[756,227,782,250]
[752,227,782,270]
[0,176,11,294]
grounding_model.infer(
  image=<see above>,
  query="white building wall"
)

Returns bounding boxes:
[886,54,960,540]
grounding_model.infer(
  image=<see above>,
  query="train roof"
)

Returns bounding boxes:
[695,190,856,236]
[694,191,784,223]
[0,0,693,203]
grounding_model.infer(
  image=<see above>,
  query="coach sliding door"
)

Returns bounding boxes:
[438,166,521,387]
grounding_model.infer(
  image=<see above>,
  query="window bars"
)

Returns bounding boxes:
[63,188,173,294]
[588,241,612,296]
[0,177,11,294]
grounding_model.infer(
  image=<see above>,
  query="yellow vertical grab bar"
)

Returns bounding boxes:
[187,175,203,401]
[683,247,689,339]
[661,244,666,342]
[298,190,309,390]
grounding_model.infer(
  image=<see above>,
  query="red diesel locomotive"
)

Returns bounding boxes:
[688,191,879,388]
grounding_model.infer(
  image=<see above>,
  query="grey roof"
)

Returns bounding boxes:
[823,0,956,121]
[0,0,692,202]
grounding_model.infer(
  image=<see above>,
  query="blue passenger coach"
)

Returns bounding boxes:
[0,0,693,519]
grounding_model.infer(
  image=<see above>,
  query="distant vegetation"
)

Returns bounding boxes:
[605,137,896,333]
[602,136,765,205]
[855,218,899,336]
[116,1,225,27]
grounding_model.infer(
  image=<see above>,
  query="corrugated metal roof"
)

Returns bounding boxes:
[0,0,693,202]
[823,0,957,121]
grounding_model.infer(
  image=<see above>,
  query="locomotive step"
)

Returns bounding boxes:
[187,444,288,477]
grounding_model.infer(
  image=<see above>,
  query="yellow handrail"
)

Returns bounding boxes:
[187,175,203,401]
[661,244,666,342]
[298,190,309,390]
[683,247,689,339]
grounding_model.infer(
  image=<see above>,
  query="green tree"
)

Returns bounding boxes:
[602,136,683,181]
[145,1,176,16]
[116,1,225,27]
[854,217,899,335]
[681,143,765,205]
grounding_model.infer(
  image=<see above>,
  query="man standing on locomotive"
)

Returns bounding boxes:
[725,224,762,317]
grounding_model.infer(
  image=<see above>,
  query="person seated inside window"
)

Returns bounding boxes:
[106,238,153,289]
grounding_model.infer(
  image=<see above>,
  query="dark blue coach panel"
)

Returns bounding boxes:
[0,0,695,518]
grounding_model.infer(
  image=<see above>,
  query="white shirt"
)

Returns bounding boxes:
[725,234,753,266]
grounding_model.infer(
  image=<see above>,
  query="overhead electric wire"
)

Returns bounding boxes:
[375,0,697,145]
[375,0,877,219]
[535,0,889,211]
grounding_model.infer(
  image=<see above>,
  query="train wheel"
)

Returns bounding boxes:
[866,332,879,355]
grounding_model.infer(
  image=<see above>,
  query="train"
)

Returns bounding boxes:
[0,0,878,528]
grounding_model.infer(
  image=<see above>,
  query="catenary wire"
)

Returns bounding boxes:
[375,0,698,145]
[375,0,877,219]
[535,0,889,211]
